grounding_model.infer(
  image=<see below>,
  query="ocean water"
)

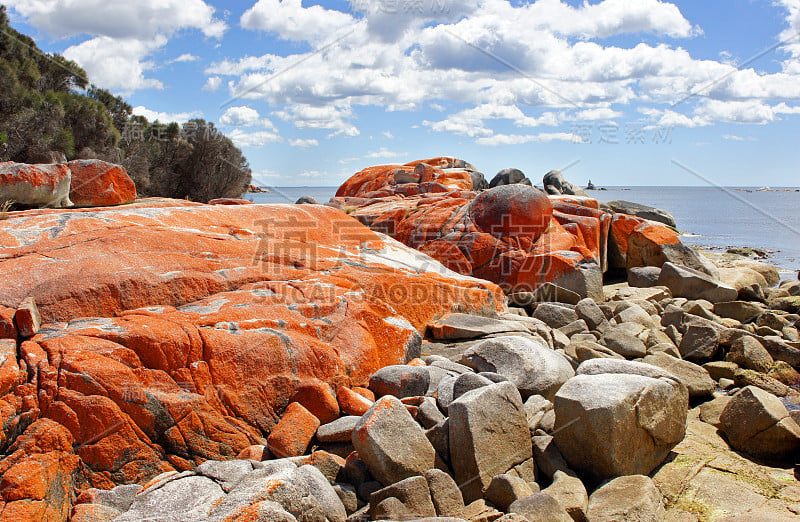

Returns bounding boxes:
[247,186,800,274]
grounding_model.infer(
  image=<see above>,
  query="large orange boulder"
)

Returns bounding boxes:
[0,198,503,517]
[67,160,136,207]
[331,159,695,299]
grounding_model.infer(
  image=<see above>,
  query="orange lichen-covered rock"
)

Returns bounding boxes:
[0,419,82,522]
[0,162,73,208]
[266,402,320,458]
[290,381,340,424]
[0,199,502,513]
[67,160,136,207]
[0,306,16,339]
[338,386,374,417]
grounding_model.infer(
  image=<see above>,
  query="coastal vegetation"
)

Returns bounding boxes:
[0,6,250,202]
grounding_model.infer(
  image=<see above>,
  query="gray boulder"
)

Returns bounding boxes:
[352,396,436,486]
[642,352,715,398]
[553,370,687,484]
[608,200,677,228]
[424,469,465,517]
[543,170,586,197]
[628,266,662,288]
[533,303,579,328]
[485,474,537,511]
[719,386,800,460]
[459,336,574,400]
[368,476,437,520]
[116,475,225,522]
[600,328,647,359]
[509,493,573,521]
[586,475,665,521]
[726,335,774,373]
[448,382,533,503]
[295,195,318,204]
[657,262,737,303]
[369,365,430,398]
[490,168,532,188]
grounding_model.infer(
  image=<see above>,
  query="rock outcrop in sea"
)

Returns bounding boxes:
[0,156,798,520]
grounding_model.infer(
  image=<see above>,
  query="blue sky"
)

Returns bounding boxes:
[5,0,800,187]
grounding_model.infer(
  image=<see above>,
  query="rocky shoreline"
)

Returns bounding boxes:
[0,157,799,520]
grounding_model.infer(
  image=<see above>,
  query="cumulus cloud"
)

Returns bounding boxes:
[241,0,353,43]
[227,129,283,148]
[274,104,360,137]
[132,106,203,124]
[219,106,276,129]
[5,0,226,39]
[8,0,225,93]
[65,36,168,92]
[170,53,199,63]
[203,76,223,91]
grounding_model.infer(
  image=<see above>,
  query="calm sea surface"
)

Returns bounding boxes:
[248,186,800,274]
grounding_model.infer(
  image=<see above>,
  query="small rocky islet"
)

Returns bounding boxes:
[0,157,799,521]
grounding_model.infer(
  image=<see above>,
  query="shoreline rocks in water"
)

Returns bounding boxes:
[0,156,798,520]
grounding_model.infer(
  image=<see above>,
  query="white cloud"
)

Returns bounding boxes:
[219,106,276,129]
[203,76,223,91]
[289,138,320,148]
[476,132,578,146]
[723,134,757,141]
[171,53,199,63]
[132,106,203,124]
[198,0,800,146]
[64,36,168,92]
[241,0,353,43]
[382,131,395,139]
[227,129,283,148]
[365,147,407,158]
[5,0,226,39]
[274,104,359,137]
[9,0,225,94]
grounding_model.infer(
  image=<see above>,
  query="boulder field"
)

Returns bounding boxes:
[329,157,712,301]
[0,197,503,519]
[1,157,799,521]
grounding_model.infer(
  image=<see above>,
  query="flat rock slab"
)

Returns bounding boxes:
[427,313,530,340]
[654,410,800,520]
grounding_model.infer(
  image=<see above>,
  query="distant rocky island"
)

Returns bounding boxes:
[0,156,798,521]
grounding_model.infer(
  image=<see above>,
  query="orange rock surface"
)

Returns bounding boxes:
[330,158,683,296]
[67,160,136,207]
[0,199,503,520]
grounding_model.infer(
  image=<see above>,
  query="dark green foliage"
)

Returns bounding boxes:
[0,5,251,201]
